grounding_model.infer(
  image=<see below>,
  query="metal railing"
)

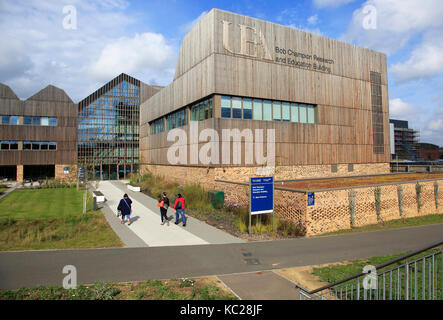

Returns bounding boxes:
[297,240,443,300]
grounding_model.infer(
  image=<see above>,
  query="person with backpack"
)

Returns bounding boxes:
[158,192,170,226]
[173,193,186,227]
[117,193,132,225]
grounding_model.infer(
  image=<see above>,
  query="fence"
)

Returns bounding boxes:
[298,241,443,300]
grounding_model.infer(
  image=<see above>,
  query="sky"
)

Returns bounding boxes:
[0,0,442,145]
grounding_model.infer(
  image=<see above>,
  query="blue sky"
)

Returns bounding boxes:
[0,0,442,145]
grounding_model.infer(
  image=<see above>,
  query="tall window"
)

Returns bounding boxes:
[282,102,290,122]
[273,101,281,121]
[291,103,298,122]
[263,100,272,121]
[253,99,262,120]
[307,105,315,124]
[243,98,252,119]
[371,71,384,154]
[221,96,231,118]
[232,97,242,119]
[299,104,307,123]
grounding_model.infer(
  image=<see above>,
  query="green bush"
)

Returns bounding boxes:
[91,282,120,300]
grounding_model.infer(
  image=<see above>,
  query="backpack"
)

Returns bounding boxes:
[176,199,182,209]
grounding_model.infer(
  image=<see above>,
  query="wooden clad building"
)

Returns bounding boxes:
[140,9,391,184]
[0,83,78,182]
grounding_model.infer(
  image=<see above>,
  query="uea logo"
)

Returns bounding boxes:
[221,20,273,61]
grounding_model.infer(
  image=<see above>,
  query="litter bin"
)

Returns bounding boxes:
[208,191,224,209]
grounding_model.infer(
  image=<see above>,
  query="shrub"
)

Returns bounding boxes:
[91,282,120,300]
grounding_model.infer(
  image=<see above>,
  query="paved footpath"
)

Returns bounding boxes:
[0,222,442,291]
[97,181,244,247]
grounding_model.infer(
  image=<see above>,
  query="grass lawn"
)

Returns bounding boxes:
[0,188,123,251]
[0,277,237,300]
[312,248,442,300]
[319,214,443,237]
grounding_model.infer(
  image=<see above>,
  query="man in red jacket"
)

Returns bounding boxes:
[173,193,186,227]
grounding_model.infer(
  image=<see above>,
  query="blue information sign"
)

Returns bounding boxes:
[308,192,315,206]
[250,177,274,215]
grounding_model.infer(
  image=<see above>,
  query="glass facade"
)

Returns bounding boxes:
[78,78,140,180]
[221,95,316,124]
[190,97,213,121]
[167,108,187,130]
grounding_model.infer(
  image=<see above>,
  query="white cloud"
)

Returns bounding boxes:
[88,32,176,83]
[313,0,355,8]
[390,31,443,83]
[307,14,318,25]
[341,0,443,55]
[0,0,177,101]
[389,98,421,120]
[428,119,443,131]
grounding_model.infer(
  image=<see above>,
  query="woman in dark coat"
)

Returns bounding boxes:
[159,192,170,226]
[117,194,132,225]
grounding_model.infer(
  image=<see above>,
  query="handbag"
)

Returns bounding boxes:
[157,200,164,207]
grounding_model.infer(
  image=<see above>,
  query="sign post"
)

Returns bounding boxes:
[249,177,274,236]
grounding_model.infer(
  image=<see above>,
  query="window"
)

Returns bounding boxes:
[40,142,48,150]
[1,141,9,150]
[307,105,315,124]
[24,117,32,125]
[291,104,298,122]
[49,142,57,150]
[9,141,18,150]
[232,97,242,119]
[41,117,49,126]
[2,116,10,125]
[273,101,281,121]
[243,98,252,119]
[299,104,307,123]
[282,103,290,122]
[253,99,262,120]
[167,108,187,130]
[32,142,40,150]
[151,118,164,135]
[32,117,40,125]
[10,116,19,125]
[263,100,272,121]
[23,141,31,150]
[49,117,57,126]
[221,96,231,118]
[190,97,213,122]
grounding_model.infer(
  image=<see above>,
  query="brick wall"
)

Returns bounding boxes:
[305,180,443,236]
[55,164,77,182]
[140,162,390,186]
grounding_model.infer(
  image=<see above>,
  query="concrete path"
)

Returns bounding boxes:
[218,271,301,300]
[1,223,442,290]
[96,181,244,247]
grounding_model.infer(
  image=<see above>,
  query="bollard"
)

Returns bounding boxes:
[93,196,97,211]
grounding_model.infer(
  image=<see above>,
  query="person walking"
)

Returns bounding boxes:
[117,193,132,225]
[158,192,170,226]
[173,193,186,227]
